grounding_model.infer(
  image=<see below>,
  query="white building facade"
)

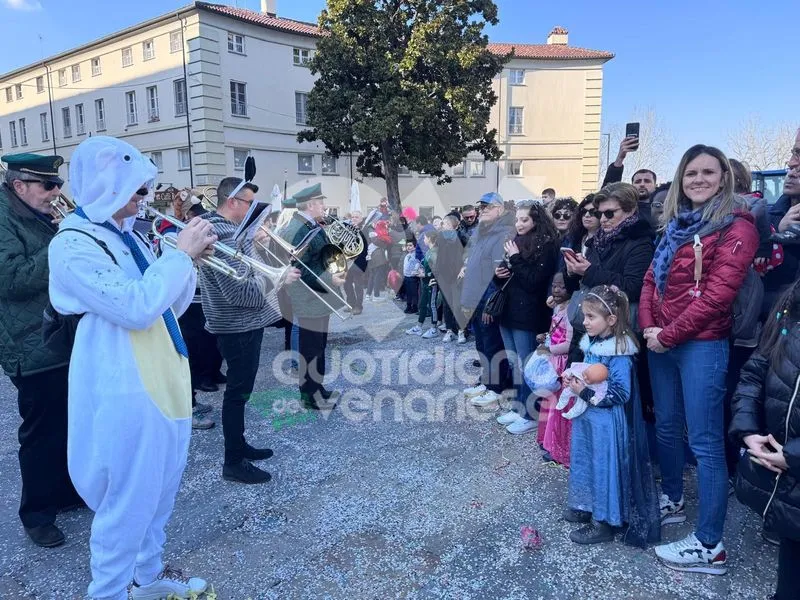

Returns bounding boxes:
[0,1,613,217]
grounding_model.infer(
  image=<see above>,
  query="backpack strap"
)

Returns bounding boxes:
[692,234,703,298]
[57,228,118,266]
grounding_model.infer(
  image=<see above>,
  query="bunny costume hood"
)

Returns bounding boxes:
[69,136,157,229]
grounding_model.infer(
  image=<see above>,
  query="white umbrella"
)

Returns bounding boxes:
[349,180,361,213]
[270,183,282,207]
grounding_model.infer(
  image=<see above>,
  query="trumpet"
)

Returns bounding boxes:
[50,194,76,219]
[147,207,289,286]
[255,225,353,321]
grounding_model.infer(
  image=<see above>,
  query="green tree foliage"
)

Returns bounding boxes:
[298,0,506,211]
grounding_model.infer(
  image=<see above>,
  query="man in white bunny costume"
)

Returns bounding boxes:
[48,136,215,600]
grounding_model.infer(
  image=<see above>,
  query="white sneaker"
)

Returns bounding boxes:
[442,331,455,342]
[463,383,487,397]
[421,327,438,339]
[496,410,522,425]
[654,533,728,576]
[659,493,687,525]
[438,323,448,332]
[130,566,207,599]
[456,331,467,344]
[471,390,501,407]
[406,325,423,335]
[506,418,537,435]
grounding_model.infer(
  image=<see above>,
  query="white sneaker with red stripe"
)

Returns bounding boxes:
[654,533,728,576]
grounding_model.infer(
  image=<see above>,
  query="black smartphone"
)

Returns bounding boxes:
[625,122,640,151]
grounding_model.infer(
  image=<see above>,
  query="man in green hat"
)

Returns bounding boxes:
[279,183,345,410]
[0,152,82,548]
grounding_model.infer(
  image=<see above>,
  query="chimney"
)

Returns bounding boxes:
[260,0,276,16]
[547,26,569,45]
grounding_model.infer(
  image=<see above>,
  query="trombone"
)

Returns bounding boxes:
[255,225,353,321]
[147,207,290,287]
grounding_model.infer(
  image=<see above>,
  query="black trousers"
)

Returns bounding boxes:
[10,365,80,528]
[179,302,223,390]
[216,329,264,465]
[403,276,419,311]
[297,315,330,397]
[344,267,366,309]
[777,537,800,600]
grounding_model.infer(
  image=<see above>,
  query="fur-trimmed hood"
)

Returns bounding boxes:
[579,334,638,357]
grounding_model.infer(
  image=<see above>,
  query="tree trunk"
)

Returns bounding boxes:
[381,140,402,213]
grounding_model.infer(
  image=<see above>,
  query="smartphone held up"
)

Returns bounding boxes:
[625,122,640,151]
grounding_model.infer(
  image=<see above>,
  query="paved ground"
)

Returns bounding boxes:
[0,297,779,599]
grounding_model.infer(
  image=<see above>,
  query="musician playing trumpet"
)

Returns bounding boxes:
[279,183,344,411]
[198,176,300,485]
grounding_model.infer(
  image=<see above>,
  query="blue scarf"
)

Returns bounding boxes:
[651,204,708,294]
[74,207,189,358]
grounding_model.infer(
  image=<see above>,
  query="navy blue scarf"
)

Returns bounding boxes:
[651,205,707,294]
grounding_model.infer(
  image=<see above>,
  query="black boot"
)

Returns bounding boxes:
[570,519,614,544]
[25,524,65,548]
[243,444,274,461]
[563,508,592,524]
[222,459,271,484]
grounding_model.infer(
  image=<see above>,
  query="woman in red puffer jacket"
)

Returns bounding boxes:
[638,145,758,576]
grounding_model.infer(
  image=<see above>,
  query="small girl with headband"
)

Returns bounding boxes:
[563,285,661,548]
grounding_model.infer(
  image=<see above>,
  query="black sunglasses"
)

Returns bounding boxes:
[22,179,62,191]
[582,208,599,218]
[598,208,623,220]
[553,211,572,220]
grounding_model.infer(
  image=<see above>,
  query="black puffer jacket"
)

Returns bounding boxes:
[495,239,558,332]
[730,330,800,541]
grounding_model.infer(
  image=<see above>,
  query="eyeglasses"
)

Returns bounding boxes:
[553,211,572,220]
[22,179,62,191]
[135,187,150,197]
[598,208,623,220]
[581,208,599,218]
[478,204,499,212]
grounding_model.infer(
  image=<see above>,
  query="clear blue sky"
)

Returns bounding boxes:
[0,0,794,173]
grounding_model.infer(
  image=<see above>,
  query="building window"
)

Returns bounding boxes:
[173,79,187,116]
[75,104,85,135]
[15,84,22,100]
[469,160,485,177]
[9,121,17,147]
[509,69,525,85]
[18,118,27,146]
[178,147,191,170]
[121,47,133,67]
[125,91,138,126]
[149,151,163,172]
[397,165,411,176]
[508,107,524,135]
[227,32,245,54]
[58,69,66,87]
[36,76,44,94]
[146,86,159,121]
[71,64,81,83]
[91,57,101,76]
[293,48,311,66]
[230,81,247,117]
[322,154,337,175]
[295,92,308,125]
[452,161,466,177]
[142,39,155,61]
[169,31,182,53]
[62,107,71,137]
[507,160,522,176]
[5,87,11,102]
[233,148,249,171]
[297,154,314,174]
[40,112,49,142]
[95,98,105,131]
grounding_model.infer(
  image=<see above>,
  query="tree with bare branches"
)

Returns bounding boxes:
[726,116,795,171]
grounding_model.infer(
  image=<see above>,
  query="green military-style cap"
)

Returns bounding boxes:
[2,152,65,184]
[282,196,297,209]
[291,182,326,204]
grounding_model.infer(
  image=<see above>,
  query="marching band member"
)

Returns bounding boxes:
[0,153,82,548]
[198,176,300,485]
[48,136,215,600]
[279,183,344,410]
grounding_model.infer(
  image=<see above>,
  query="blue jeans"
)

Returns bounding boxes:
[499,326,536,420]
[472,298,511,394]
[649,339,729,545]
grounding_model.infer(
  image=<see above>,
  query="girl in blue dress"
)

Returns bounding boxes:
[563,285,661,547]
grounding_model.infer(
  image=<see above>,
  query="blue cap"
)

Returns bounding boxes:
[479,192,503,205]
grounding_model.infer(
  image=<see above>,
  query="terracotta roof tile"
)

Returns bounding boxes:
[196,3,613,61]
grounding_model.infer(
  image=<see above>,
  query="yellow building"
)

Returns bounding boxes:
[0,2,613,216]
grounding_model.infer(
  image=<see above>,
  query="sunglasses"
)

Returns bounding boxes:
[582,208,600,218]
[22,179,62,191]
[598,208,623,220]
[553,211,572,220]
